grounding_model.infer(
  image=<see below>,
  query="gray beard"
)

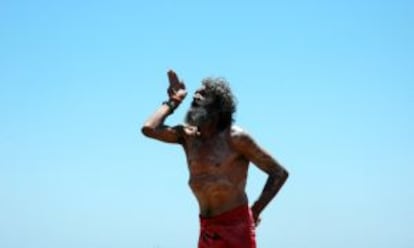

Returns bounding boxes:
[184,106,211,126]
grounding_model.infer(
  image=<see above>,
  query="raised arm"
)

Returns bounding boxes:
[231,128,289,225]
[141,70,187,144]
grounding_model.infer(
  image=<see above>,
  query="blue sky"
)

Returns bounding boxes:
[1,0,413,247]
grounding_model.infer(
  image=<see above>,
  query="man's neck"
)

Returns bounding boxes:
[197,120,219,139]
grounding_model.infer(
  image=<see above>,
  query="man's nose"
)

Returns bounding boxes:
[194,93,203,100]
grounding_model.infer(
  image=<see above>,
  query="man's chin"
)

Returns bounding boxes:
[185,108,210,127]
[185,117,208,127]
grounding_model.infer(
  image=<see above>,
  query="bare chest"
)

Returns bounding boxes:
[185,136,238,174]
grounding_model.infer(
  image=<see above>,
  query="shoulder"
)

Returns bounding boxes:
[230,125,248,138]
[229,125,255,150]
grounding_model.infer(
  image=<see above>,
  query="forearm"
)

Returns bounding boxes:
[251,169,288,216]
[142,70,187,140]
[143,103,173,129]
[141,99,179,137]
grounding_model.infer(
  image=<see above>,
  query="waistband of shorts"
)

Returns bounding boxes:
[199,204,252,224]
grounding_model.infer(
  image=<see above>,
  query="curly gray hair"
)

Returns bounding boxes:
[202,77,237,130]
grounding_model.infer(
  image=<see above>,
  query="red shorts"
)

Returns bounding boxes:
[198,205,256,248]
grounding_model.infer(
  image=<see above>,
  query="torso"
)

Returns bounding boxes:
[182,126,249,217]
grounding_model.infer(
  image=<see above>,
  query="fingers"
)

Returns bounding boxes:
[179,81,186,89]
[255,217,261,227]
[167,86,181,99]
[184,125,200,136]
[167,70,180,87]
[167,87,174,96]
[167,69,186,91]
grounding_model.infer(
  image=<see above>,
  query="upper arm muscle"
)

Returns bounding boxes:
[141,124,184,144]
[231,127,283,174]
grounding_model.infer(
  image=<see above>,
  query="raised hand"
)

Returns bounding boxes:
[167,70,187,102]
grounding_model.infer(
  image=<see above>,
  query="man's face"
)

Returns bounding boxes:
[185,86,217,126]
[192,86,215,107]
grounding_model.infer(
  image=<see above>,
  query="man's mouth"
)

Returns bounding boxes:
[191,101,199,107]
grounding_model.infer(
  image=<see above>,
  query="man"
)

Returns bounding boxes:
[141,70,289,248]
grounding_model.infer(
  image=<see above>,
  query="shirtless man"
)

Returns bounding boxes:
[141,70,289,248]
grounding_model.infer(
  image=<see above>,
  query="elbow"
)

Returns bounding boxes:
[270,166,289,183]
[282,168,289,182]
[275,167,289,182]
[283,169,289,180]
[141,125,155,138]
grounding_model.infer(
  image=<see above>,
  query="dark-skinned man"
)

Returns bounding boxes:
[142,70,289,248]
